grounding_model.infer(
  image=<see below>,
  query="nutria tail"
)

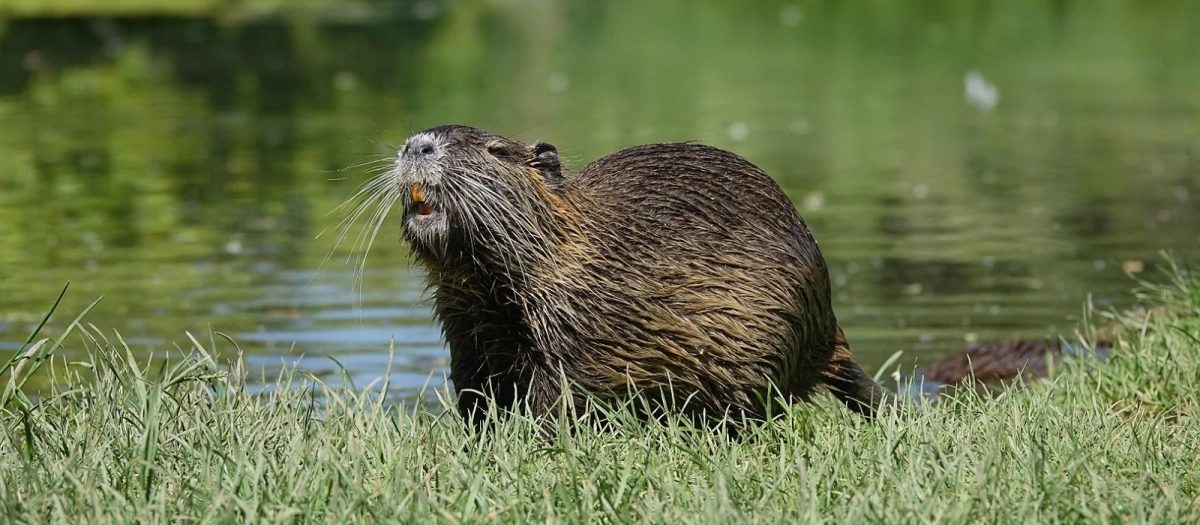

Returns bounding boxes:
[821,323,894,418]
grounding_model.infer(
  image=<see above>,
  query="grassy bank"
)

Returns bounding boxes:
[2,261,1199,523]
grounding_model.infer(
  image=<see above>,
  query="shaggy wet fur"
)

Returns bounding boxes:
[383,125,888,428]
[915,306,1187,390]
[920,338,1114,389]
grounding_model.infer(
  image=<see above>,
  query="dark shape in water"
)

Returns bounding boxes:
[908,305,1187,398]
[914,337,1114,397]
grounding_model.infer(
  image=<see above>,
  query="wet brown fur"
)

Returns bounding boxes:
[389,125,889,429]
[919,338,1114,389]
[916,306,1186,389]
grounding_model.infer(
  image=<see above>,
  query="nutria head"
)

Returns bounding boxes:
[392,125,567,269]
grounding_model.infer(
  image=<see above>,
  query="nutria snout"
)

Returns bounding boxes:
[382,124,889,429]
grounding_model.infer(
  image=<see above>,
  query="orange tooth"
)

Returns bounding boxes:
[410,184,425,202]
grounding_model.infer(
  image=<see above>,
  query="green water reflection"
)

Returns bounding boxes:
[1,0,1197,397]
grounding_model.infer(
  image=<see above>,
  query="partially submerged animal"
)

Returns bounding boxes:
[906,305,1187,397]
[914,337,1113,395]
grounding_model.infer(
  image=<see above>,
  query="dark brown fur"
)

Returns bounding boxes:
[918,305,1184,390]
[919,338,1113,389]
[387,125,888,429]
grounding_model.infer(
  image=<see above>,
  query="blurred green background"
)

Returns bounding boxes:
[0,0,1197,397]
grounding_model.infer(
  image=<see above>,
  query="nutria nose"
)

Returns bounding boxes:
[403,138,438,159]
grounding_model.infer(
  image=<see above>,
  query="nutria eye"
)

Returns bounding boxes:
[421,145,435,157]
[486,140,522,161]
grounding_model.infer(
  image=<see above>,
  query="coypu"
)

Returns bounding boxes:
[917,338,1114,392]
[911,304,1186,395]
[378,124,889,429]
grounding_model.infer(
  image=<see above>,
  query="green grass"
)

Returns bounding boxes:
[2,260,1199,524]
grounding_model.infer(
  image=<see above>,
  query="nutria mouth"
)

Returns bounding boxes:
[410,184,434,217]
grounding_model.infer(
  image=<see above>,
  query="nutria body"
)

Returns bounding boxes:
[919,338,1113,389]
[906,305,1192,399]
[917,306,1181,391]
[390,124,887,428]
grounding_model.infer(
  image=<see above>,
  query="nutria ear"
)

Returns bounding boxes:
[529,142,562,186]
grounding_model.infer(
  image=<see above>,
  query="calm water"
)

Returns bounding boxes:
[1,0,1198,398]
